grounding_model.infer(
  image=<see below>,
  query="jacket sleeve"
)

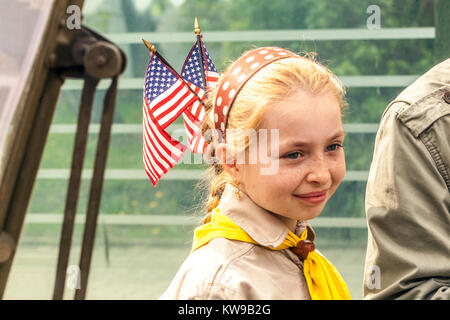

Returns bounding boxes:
[363,103,450,300]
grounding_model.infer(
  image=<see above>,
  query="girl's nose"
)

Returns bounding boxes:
[305,157,331,185]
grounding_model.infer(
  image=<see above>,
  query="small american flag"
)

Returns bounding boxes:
[181,38,219,154]
[143,51,201,186]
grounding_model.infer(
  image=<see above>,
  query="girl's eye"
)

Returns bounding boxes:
[327,143,343,152]
[285,151,302,159]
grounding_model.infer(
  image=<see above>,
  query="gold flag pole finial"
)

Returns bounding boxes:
[194,17,201,35]
[142,39,156,53]
[194,17,207,97]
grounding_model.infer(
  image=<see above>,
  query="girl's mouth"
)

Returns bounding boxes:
[294,190,328,204]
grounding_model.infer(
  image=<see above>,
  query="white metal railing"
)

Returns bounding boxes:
[106,27,435,44]
[61,75,420,90]
[36,168,369,181]
[48,123,379,134]
[24,213,368,228]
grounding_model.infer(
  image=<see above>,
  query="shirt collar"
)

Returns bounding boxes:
[217,183,315,248]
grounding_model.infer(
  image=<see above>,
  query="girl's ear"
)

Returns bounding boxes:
[215,143,239,179]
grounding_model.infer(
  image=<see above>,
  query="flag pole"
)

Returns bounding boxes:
[194,17,208,98]
[142,38,156,53]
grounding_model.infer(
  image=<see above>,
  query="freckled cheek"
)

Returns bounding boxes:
[244,166,278,196]
[331,153,346,186]
[250,169,288,197]
[268,174,298,198]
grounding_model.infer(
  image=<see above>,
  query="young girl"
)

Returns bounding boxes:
[160,47,351,300]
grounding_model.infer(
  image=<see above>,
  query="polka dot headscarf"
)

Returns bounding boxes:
[212,47,299,140]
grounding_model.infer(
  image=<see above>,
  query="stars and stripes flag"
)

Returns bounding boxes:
[181,37,219,154]
[143,51,202,186]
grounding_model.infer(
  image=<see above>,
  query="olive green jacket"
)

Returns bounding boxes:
[364,58,450,299]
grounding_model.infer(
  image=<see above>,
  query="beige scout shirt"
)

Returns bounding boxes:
[160,183,315,300]
[364,58,450,299]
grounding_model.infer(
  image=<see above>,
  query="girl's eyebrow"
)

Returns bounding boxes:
[284,130,346,147]
[329,130,346,141]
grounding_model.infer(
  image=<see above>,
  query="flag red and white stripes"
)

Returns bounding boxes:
[142,39,219,186]
[143,52,200,186]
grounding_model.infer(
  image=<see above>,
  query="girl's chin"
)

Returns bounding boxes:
[303,213,322,221]
[294,206,323,221]
[279,207,323,223]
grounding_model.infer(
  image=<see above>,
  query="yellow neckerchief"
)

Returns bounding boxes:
[192,207,351,300]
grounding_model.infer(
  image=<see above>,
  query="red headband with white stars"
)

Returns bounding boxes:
[213,47,299,140]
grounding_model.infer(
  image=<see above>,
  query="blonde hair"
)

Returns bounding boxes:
[196,51,347,221]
